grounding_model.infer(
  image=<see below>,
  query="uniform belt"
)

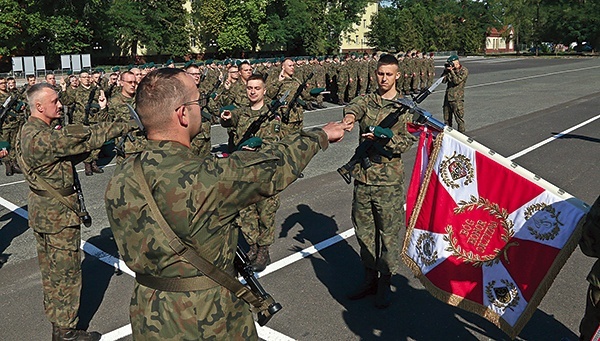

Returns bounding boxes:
[29,186,76,197]
[136,273,221,292]
[369,153,402,164]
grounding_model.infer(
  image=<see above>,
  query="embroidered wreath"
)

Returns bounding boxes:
[524,203,563,241]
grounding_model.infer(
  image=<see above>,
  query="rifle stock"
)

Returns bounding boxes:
[234,246,282,326]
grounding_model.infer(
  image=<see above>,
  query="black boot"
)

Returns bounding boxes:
[247,244,258,262]
[53,325,101,341]
[5,160,13,176]
[84,162,93,176]
[91,161,104,174]
[251,245,271,272]
[375,274,392,309]
[11,161,22,174]
[347,268,378,300]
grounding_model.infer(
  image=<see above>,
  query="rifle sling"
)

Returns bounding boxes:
[132,155,267,310]
[15,130,86,218]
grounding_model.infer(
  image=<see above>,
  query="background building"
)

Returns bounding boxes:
[340,1,378,54]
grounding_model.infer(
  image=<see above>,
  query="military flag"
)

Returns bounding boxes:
[403,127,589,338]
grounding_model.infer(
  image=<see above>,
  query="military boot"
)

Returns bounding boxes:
[247,244,258,262]
[5,160,13,176]
[347,267,378,300]
[91,161,104,174]
[84,162,93,176]
[53,325,101,341]
[11,161,22,174]
[374,273,392,309]
[251,245,271,272]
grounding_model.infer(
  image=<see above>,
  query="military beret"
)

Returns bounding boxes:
[95,67,105,73]
[220,104,237,113]
[111,66,121,72]
[238,137,263,151]
[0,140,10,152]
[127,64,134,70]
[309,87,326,96]
[147,62,155,68]
[447,55,459,63]
[184,60,196,68]
[235,60,242,66]
[197,61,205,66]
[67,70,73,75]
[165,59,174,66]
[205,59,213,64]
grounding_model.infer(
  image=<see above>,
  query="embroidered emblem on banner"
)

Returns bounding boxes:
[440,151,474,189]
[486,279,520,311]
[524,203,563,241]
[416,232,438,266]
[443,196,517,267]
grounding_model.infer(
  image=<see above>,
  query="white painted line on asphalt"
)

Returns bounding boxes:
[0,196,28,219]
[508,113,600,160]
[99,324,131,341]
[81,240,135,277]
[257,324,297,341]
[255,228,356,279]
[0,179,26,188]
[467,65,600,89]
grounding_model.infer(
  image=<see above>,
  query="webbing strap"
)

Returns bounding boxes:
[132,155,266,309]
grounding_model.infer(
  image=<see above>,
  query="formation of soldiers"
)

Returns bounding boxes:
[0,48,437,277]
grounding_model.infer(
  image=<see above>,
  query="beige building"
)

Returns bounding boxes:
[340,1,378,54]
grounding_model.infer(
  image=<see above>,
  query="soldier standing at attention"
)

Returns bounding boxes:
[220,74,283,271]
[61,71,108,175]
[185,62,213,157]
[342,54,417,309]
[17,83,133,341]
[105,68,348,340]
[267,57,310,136]
[442,54,469,133]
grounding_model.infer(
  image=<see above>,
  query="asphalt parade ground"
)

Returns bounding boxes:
[1,56,599,340]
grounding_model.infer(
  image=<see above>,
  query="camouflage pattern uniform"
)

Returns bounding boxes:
[61,85,108,165]
[105,129,329,340]
[107,92,146,161]
[17,116,131,330]
[443,65,469,133]
[220,80,251,152]
[346,57,359,101]
[579,195,600,340]
[223,104,283,252]
[357,57,370,96]
[267,76,309,136]
[190,89,213,158]
[343,93,417,275]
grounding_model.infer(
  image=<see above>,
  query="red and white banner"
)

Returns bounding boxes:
[403,128,588,338]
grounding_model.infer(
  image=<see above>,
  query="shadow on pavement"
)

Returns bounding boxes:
[77,228,121,330]
[281,204,578,340]
[554,133,600,144]
[0,205,29,269]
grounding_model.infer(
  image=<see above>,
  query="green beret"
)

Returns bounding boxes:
[205,59,213,64]
[220,104,237,113]
[235,60,242,66]
[165,59,174,66]
[238,137,263,151]
[111,66,121,72]
[127,64,134,70]
[0,140,10,152]
[447,55,459,63]
[310,87,326,96]
[95,67,105,73]
[184,60,196,68]
[147,62,155,68]
[67,70,73,75]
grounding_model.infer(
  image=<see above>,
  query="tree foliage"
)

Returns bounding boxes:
[1,0,600,61]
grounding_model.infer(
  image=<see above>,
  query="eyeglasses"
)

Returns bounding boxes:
[180,98,203,108]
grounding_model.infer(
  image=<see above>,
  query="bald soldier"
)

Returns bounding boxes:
[106,68,348,340]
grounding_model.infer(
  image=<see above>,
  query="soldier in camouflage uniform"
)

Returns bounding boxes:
[17,83,133,341]
[186,63,213,157]
[442,55,469,133]
[60,71,108,175]
[267,57,311,137]
[107,71,145,162]
[219,61,253,152]
[220,74,283,272]
[1,76,27,176]
[105,68,347,340]
[342,54,417,309]
[336,57,350,105]
[357,53,370,96]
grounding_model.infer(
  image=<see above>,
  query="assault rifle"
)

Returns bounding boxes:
[83,86,98,125]
[73,165,92,227]
[0,96,17,130]
[283,72,314,124]
[337,76,445,184]
[234,246,282,326]
[114,104,145,157]
[235,90,290,150]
